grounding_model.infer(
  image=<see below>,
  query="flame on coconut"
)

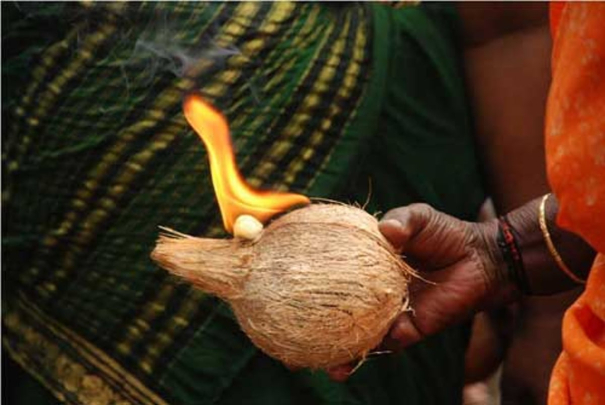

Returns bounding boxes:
[183,94,310,233]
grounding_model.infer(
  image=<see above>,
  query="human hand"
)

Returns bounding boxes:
[327,203,519,381]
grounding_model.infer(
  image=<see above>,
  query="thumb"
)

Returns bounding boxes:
[326,363,355,382]
[385,311,424,350]
[379,203,435,253]
[380,203,468,270]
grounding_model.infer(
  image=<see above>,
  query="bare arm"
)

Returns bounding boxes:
[456,2,552,212]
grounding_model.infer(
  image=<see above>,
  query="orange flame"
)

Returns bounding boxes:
[183,94,310,233]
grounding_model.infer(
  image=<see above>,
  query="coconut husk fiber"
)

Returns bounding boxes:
[151,204,414,369]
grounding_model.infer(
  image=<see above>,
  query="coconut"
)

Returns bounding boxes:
[151,204,414,369]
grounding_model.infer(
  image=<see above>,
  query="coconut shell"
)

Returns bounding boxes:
[151,204,413,369]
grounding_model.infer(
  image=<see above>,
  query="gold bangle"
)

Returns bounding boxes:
[538,194,586,284]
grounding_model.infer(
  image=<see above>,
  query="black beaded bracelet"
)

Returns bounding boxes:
[497,216,532,295]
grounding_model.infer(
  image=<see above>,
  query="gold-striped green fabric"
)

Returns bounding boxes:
[2,2,485,404]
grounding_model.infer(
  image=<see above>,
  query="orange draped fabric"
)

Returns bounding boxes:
[546,3,605,404]
[548,2,565,40]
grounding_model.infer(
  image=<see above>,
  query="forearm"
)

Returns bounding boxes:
[456,3,552,213]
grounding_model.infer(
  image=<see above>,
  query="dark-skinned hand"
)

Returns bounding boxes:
[326,203,517,382]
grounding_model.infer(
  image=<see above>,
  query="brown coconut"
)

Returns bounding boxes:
[151,204,413,369]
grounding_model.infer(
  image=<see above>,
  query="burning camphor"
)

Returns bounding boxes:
[181,95,310,233]
[151,94,413,369]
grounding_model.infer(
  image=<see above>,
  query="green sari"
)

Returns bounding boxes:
[2,2,484,404]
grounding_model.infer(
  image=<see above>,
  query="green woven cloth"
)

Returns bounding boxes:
[2,2,484,404]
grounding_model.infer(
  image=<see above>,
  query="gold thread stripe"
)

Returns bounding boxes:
[220,6,320,167]
[23,294,168,404]
[29,104,186,286]
[8,19,118,222]
[20,20,134,281]
[33,9,175,162]
[135,6,302,373]
[307,27,371,190]
[283,15,366,187]
[136,3,368,378]
[115,280,179,360]
[36,109,191,298]
[0,3,368,400]
[247,33,338,181]
[122,2,311,248]
[156,4,328,244]
[18,33,155,228]
[27,92,189,287]
[148,12,357,368]
[16,19,118,167]
[19,3,177,169]
[24,21,208,275]
[132,13,364,376]
[249,11,347,183]
[137,289,203,375]
[142,6,356,368]
[3,339,81,404]
[228,4,322,134]
[6,21,85,153]
[3,335,137,405]
[122,1,289,231]
[128,3,325,366]
[109,3,269,352]
[3,17,112,206]
[116,5,278,356]
[5,295,168,405]
[166,4,320,234]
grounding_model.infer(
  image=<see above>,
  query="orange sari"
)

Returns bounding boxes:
[546,3,605,404]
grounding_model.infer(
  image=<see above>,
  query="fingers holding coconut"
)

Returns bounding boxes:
[321,204,492,378]
[387,259,491,350]
[378,204,500,350]
[326,363,356,382]
[380,204,472,270]
[379,203,435,252]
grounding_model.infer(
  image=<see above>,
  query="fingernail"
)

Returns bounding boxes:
[327,366,353,382]
[383,334,405,352]
[389,319,413,344]
[379,219,402,229]
[389,322,404,341]
[388,317,422,350]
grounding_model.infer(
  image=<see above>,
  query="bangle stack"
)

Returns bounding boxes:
[497,216,532,294]
[538,194,586,285]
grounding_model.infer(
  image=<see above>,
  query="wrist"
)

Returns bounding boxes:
[494,195,595,296]
[471,219,523,309]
